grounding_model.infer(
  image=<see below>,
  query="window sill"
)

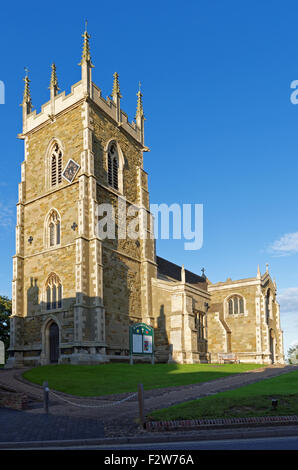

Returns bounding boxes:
[228,312,248,317]
[44,307,63,314]
[47,244,61,251]
[103,183,123,197]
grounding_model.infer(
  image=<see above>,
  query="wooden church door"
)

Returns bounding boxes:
[49,323,59,363]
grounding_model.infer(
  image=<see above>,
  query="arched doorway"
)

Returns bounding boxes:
[49,322,59,363]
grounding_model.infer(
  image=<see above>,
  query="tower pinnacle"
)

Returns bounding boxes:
[48,63,59,119]
[135,82,145,145]
[136,82,144,119]
[112,72,122,101]
[49,63,59,97]
[79,21,93,97]
[112,72,122,123]
[79,20,94,67]
[22,68,32,111]
[22,67,33,122]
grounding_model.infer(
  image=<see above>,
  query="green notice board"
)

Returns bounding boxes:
[129,323,154,358]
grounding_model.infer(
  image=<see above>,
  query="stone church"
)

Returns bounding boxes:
[7,28,284,367]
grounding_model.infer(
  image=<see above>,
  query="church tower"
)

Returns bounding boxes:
[7,27,284,367]
[7,26,157,366]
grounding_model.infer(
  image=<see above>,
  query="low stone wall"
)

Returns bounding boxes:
[0,386,28,410]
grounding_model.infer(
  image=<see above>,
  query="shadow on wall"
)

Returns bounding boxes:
[155,304,171,363]
[11,269,171,365]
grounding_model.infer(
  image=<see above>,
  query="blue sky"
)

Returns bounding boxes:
[0,0,298,356]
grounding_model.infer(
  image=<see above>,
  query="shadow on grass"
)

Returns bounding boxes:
[149,393,298,421]
[22,363,265,397]
[149,369,298,421]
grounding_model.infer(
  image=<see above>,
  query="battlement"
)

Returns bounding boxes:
[22,79,142,145]
[20,26,145,146]
[91,83,141,143]
[23,80,83,134]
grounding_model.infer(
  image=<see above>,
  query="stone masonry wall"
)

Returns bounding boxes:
[208,284,258,362]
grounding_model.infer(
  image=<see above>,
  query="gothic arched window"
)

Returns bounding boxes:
[50,143,63,187]
[266,289,271,323]
[107,142,119,190]
[196,312,205,339]
[45,273,62,310]
[46,209,61,248]
[228,296,245,315]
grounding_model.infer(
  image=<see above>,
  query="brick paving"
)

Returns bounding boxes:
[0,364,297,441]
[0,408,104,442]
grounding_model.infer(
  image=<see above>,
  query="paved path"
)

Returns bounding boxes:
[0,364,297,440]
[0,408,104,443]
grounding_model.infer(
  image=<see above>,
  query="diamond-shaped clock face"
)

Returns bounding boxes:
[62,159,80,183]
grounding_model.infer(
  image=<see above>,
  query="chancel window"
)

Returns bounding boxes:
[46,273,62,310]
[228,296,244,315]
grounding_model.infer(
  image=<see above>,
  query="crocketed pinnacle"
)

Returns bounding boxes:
[136,87,144,119]
[49,63,59,92]
[79,23,94,67]
[112,72,122,98]
[22,69,32,111]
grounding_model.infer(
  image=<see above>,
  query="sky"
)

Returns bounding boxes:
[0,0,297,357]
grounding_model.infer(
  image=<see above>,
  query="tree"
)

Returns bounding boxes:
[0,296,11,356]
[287,343,298,364]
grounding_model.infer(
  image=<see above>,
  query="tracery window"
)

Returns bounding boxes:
[228,296,244,315]
[196,312,205,339]
[51,143,63,187]
[265,289,271,323]
[46,209,61,248]
[45,273,62,310]
[107,142,119,190]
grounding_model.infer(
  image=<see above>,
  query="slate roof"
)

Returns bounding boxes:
[156,256,207,290]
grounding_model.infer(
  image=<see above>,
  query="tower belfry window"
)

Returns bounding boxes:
[113,156,118,190]
[51,143,62,187]
[108,142,119,190]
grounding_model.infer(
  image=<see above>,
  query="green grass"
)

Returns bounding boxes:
[22,363,264,396]
[149,369,298,421]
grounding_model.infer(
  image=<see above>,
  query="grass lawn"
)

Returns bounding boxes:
[22,363,264,396]
[149,369,298,421]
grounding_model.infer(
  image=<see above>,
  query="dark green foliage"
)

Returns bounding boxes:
[0,296,11,358]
